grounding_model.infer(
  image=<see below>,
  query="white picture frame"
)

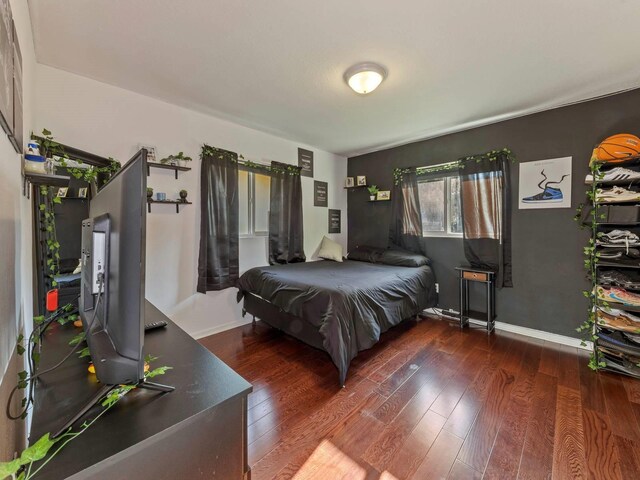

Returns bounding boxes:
[519,156,572,209]
[356,175,367,186]
[345,177,354,188]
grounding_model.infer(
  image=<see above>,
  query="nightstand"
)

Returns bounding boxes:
[455,266,496,334]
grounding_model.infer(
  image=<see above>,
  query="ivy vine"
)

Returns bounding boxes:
[1,355,170,480]
[393,147,515,185]
[38,186,62,287]
[201,144,301,176]
[574,162,608,371]
[34,129,121,185]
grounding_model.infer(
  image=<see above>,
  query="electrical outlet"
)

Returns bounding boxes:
[435,283,439,293]
[92,232,106,294]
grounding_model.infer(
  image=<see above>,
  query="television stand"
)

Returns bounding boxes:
[52,379,175,439]
[30,301,252,480]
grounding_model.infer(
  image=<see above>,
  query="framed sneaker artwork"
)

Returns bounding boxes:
[518,156,572,209]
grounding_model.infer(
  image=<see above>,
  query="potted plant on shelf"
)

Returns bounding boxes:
[147,187,153,199]
[159,151,192,167]
[367,185,379,201]
[179,189,188,202]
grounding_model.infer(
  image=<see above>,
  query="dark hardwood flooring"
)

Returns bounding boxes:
[199,316,640,479]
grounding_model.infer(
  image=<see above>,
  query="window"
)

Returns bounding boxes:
[418,171,462,238]
[239,169,270,236]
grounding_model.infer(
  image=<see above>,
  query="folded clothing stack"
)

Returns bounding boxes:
[597,231,640,266]
[599,270,640,289]
[596,229,640,248]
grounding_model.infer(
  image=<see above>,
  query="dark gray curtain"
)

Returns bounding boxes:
[269,161,306,264]
[197,146,239,292]
[389,167,425,254]
[459,152,512,287]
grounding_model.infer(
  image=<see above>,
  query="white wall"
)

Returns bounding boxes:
[35,64,348,338]
[0,0,36,391]
[0,0,36,456]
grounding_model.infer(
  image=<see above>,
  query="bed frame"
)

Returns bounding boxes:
[241,292,325,351]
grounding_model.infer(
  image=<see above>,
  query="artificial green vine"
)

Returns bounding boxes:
[393,147,515,185]
[201,145,301,176]
[1,356,170,480]
[574,162,607,370]
[34,129,121,185]
[38,186,62,287]
[159,151,192,165]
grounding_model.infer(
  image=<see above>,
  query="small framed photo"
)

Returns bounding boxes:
[356,175,367,186]
[345,177,354,188]
[57,187,68,198]
[377,190,391,201]
[138,144,157,163]
[78,187,88,199]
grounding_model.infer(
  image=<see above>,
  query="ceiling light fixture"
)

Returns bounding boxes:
[344,63,387,95]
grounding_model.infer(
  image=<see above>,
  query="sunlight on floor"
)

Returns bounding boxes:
[292,439,400,479]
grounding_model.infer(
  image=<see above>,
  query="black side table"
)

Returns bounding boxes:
[455,266,496,334]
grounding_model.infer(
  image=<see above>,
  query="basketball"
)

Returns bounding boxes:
[596,133,640,162]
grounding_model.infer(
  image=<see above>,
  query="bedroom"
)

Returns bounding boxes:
[1,1,640,479]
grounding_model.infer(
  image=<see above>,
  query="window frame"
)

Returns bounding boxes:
[418,170,463,239]
[239,168,270,238]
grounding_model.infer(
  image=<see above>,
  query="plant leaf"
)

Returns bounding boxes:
[20,433,56,464]
[0,458,21,478]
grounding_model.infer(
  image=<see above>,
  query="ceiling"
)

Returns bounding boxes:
[29,0,640,157]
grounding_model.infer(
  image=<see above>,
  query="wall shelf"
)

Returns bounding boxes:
[23,172,71,198]
[344,184,369,189]
[147,162,191,179]
[367,199,391,203]
[147,199,192,214]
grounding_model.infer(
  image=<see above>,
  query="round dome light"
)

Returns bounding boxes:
[344,63,387,95]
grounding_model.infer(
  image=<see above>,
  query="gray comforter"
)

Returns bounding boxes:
[236,259,438,385]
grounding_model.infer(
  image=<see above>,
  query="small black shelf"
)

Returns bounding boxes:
[147,162,191,179]
[23,172,71,197]
[344,184,369,189]
[147,199,192,214]
[367,199,391,203]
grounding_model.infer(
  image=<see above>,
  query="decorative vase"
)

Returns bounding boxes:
[147,190,153,198]
[179,191,188,202]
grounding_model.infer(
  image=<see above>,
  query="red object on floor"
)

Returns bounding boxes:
[46,289,59,312]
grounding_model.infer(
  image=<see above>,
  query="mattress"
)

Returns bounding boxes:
[236,259,438,385]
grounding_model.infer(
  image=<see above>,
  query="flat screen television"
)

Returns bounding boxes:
[53,149,172,438]
[79,149,147,385]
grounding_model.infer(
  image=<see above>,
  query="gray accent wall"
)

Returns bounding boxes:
[348,88,640,338]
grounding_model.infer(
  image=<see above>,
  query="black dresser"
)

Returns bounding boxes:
[30,301,252,479]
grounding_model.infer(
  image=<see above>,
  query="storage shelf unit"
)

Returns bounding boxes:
[588,159,640,380]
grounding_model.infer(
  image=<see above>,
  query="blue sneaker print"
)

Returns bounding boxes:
[522,170,569,203]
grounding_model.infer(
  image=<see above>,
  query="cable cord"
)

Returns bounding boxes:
[6,280,104,421]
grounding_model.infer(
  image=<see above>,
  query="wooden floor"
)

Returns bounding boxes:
[199,316,640,480]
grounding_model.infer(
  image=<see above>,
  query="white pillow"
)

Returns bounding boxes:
[318,236,343,262]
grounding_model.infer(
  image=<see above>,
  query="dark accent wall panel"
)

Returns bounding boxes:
[348,88,640,338]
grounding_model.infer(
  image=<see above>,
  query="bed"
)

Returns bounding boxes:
[236,247,438,385]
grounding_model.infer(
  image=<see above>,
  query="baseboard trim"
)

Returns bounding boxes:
[189,308,592,351]
[431,308,591,351]
[190,317,255,340]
